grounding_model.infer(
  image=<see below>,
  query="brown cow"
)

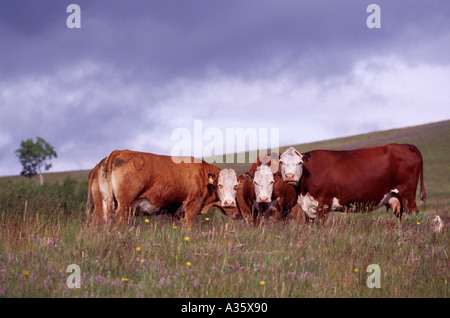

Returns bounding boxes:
[99,150,240,227]
[279,144,426,222]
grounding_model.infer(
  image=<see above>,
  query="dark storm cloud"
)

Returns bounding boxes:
[0,0,449,175]
[1,0,448,81]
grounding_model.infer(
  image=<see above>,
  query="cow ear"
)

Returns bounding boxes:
[273,171,282,180]
[244,171,254,182]
[302,153,311,162]
[207,172,217,184]
[207,172,217,192]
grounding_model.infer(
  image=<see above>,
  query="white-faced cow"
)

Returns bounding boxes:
[97,150,240,227]
[279,144,426,222]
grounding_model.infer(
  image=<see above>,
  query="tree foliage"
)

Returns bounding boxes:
[15,137,58,184]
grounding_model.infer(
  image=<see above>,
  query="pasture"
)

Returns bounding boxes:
[0,120,449,298]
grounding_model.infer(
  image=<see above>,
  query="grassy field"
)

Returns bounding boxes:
[0,120,449,298]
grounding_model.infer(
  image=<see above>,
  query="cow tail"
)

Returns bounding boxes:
[419,155,426,205]
[105,151,120,219]
[85,169,94,217]
[410,145,426,206]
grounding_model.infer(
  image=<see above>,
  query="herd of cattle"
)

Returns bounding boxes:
[85,143,427,228]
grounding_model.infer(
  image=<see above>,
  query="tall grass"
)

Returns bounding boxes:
[0,178,448,297]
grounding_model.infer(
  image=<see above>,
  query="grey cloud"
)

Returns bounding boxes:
[1,1,449,82]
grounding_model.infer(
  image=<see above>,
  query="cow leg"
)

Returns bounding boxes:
[112,200,131,225]
[120,205,133,225]
[183,199,204,229]
[405,195,419,214]
[410,201,419,214]
[236,182,253,220]
[274,197,285,221]
[92,190,106,223]
[395,184,420,215]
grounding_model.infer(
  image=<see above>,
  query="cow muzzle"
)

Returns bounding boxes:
[284,173,298,184]
[257,196,270,203]
[223,200,236,208]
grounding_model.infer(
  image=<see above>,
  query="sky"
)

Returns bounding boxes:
[0,0,449,176]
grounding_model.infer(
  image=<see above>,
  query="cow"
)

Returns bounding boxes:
[132,167,240,219]
[98,150,240,227]
[279,144,426,222]
[236,154,299,223]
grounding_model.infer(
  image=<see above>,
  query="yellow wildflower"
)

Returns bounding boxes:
[136,247,141,252]
[184,236,189,242]
[259,281,265,286]
[186,262,191,267]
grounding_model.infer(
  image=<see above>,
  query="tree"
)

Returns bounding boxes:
[15,137,58,185]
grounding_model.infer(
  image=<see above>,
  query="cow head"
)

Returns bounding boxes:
[279,147,303,185]
[216,168,239,208]
[253,164,275,203]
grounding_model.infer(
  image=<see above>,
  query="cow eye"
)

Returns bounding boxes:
[279,161,284,165]
[254,182,259,186]
[233,185,238,191]
[271,181,275,184]
[218,184,223,189]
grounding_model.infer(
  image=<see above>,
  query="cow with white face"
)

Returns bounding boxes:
[216,168,239,208]
[280,147,304,185]
[251,164,279,222]
[99,149,242,227]
[253,164,275,203]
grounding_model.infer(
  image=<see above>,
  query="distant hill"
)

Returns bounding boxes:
[2,120,449,206]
